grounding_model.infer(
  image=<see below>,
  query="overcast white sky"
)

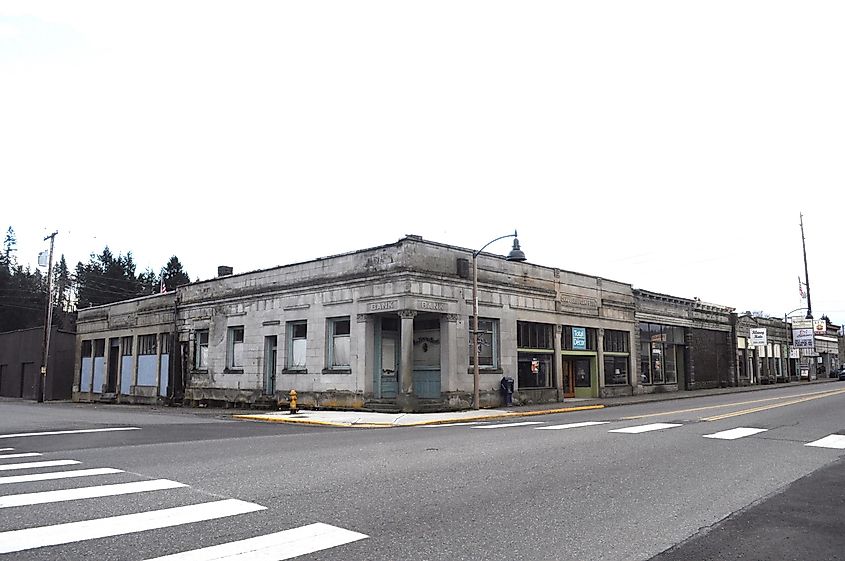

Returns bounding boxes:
[1,1,843,324]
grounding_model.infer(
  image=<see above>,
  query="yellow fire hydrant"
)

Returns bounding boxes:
[289,389,298,414]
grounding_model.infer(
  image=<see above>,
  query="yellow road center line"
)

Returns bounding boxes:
[623,387,845,420]
[703,388,845,421]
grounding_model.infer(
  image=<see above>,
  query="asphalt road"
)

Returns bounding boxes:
[1,384,844,561]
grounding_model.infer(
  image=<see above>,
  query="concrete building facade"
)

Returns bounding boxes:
[72,236,797,412]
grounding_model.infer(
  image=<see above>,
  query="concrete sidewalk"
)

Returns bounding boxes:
[233,402,605,427]
[233,378,841,427]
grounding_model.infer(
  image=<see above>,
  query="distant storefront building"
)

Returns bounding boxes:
[634,291,736,392]
[735,314,792,384]
[814,319,841,377]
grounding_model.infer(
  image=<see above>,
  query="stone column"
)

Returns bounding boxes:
[631,326,641,392]
[554,325,563,395]
[684,328,695,389]
[597,328,605,392]
[399,310,416,394]
[355,314,371,395]
[443,314,459,392]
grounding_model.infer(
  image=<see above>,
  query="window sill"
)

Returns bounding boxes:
[466,367,504,375]
[322,368,352,375]
[191,369,209,374]
[224,368,244,374]
[282,369,308,375]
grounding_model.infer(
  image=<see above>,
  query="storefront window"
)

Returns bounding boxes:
[603,356,628,385]
[517,353,553,389]
[603,330,629,353]
[517,322,553,350]
[639,323,684,385]
[664,344,677,383]
[640,342,651,384]
[651,345,664,384]
[469,318,499,368]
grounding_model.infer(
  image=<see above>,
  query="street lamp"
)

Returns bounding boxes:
[472,231,526,410]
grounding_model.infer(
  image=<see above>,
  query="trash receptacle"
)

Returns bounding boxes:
[500,376,514,406]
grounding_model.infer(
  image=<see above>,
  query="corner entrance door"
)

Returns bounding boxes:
[412,317,441,399]
[574,358,591,395]
[264,335,277,396]
[376,317,399,399]
[562,359,575,398]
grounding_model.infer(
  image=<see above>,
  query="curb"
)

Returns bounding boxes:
[400,405,606,426]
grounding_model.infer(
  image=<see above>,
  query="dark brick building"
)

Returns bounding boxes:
[0,326,75,400]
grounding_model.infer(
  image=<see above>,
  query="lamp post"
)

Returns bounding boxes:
[472,231,526,410]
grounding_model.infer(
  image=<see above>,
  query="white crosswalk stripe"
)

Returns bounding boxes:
[0,427,140,439]
[0,479,186,509]
[0,448,14,452]
[0,459,80,471]
[703,427,768,440]
[806,434,845,449]
[0,452,42,459]
[0,498,267,554]
[535,421,609,431]
[0,467,124,485]
[608,423,682,434]
[472,421,545,429]
[142,523,368,561]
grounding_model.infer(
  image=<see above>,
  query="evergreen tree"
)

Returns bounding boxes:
[1,226,16,270]
[0,263,45,332]
[0,227,44,332]
[54,255,71,312]
[137,268,159,296]
[74,246,162,307]
[161,256,191,291]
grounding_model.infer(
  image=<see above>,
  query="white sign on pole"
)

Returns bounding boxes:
[37,251,48,268]
[749,328,767,347]
[813,320,827,334]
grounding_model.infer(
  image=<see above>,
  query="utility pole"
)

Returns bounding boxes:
[800,214,813,320]
[39,231,58,403]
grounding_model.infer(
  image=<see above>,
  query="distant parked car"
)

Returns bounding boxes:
[839,369,845,382]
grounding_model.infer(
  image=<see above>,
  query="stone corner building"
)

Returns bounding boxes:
[73,236,739,412]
